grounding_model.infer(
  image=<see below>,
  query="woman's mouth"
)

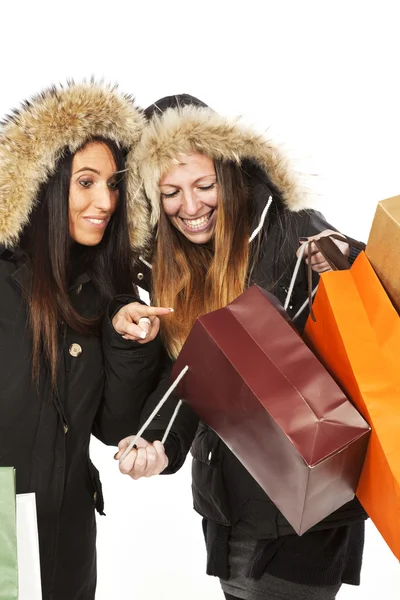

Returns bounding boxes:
[83,217,109,229]
[180,210,215,232]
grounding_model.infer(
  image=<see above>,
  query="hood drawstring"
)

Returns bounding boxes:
[249,196,273,243]
[139,255,152,270]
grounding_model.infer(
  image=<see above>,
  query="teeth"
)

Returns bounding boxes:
[183,213,211,230]
[87,219,105,225]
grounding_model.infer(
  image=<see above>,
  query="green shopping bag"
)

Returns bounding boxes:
[0,467,18,600]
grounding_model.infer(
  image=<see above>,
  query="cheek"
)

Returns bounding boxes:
[162,198,180,217]
[68,189,88,222]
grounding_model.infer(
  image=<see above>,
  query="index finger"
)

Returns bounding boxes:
[127,305,174,319]
[118,436,135,451]
[141,305,174,317]
[119,449,138,474]
[299,240,320,259]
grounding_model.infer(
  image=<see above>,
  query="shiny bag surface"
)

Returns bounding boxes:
[172,285,370,535]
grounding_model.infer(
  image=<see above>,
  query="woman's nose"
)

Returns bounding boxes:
[181,190,201,216]
[93,184,115,212]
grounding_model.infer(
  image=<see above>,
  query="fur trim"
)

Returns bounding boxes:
[0,81,150,251]
[133,105,313,227]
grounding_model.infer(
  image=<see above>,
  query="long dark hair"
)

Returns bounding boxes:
[152,159,251,358]
[19,138,135,384]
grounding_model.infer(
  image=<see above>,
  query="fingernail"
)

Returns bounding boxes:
[140,331,147,339]
[122,335,128,340]
[299,237,308,242]
[114,452,119,460]
[169,308,174,312]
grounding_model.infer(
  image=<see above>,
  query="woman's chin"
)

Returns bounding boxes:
[70,232,105,247]
[180,227,215,245]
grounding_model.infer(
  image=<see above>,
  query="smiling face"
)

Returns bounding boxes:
[159,153,218,244]
[68,141,120,246]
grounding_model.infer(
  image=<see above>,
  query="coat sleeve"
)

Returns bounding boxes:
[303,209,365,264]
[92,295,163,446]
[137,348,199,474]
[300,209,365,254]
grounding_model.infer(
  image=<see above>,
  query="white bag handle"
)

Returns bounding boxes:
[283,242,318,321]
[119,365,189,463]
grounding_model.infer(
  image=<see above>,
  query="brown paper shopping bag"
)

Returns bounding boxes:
[171,285,370,535]
[366,195,400,312]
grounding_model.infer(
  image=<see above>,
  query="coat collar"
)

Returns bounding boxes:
[0,244,15,259]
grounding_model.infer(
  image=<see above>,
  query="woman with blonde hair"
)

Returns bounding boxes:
[118,93,367,600]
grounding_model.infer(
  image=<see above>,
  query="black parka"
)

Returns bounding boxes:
[0,247,162,599]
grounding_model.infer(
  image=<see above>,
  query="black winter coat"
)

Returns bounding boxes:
[135,188,367,587]
[0,247,162,600]
[133,92,367,586]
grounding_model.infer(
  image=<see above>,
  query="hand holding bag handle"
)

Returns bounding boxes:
[118,366,189,464]
[313,234,365,271]
[286,234,365,322]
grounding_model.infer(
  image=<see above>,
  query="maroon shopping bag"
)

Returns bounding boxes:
[172,285,370,535]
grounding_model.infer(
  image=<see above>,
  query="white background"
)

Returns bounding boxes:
[1,1,399,598]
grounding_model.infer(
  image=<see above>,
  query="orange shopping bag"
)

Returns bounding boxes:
[304,250,400,559]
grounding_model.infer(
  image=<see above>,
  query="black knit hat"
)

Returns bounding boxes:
[144,94,209,120]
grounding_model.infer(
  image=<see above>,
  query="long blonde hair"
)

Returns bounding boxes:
[152,159,251,358]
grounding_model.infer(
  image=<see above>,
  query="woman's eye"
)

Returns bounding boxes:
[79,180,92,188]
[108,181,119,191]
[198,183,215,192]
[162,190,179,199]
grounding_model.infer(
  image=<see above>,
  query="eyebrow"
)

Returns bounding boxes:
[74,167,100,175]
[74,167,123,176]
[161,174,216,187]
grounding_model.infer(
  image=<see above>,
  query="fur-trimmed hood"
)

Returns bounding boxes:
[0,81,150,251]
[134,94,313,228]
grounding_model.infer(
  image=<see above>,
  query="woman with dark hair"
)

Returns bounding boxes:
[117,94,367,600]
[0,82,170,600]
